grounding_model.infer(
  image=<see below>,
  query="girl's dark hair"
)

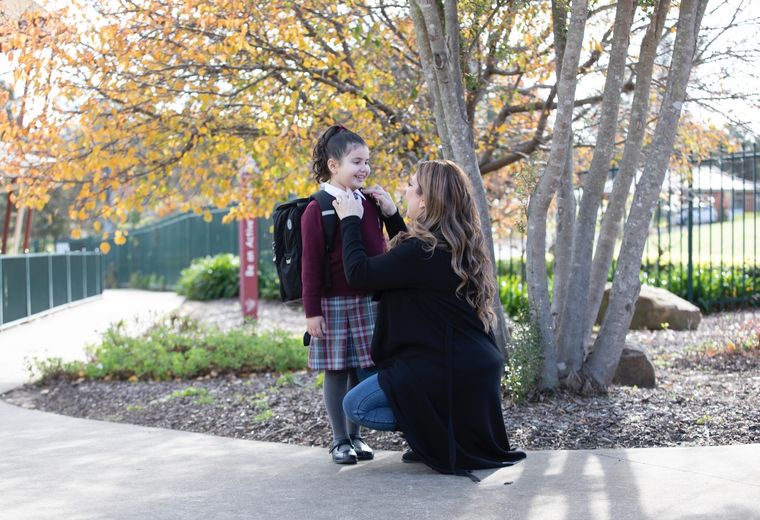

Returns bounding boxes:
[311,125,366,183]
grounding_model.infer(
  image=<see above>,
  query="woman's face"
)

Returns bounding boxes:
[404,173,425,220]
[329,144,371,191]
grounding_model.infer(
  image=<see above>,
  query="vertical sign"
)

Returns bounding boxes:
[239,155,260,320]
[239,218,259,319]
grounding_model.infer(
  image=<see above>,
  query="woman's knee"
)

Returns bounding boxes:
[343,383,363,422]
[343,375,379,421]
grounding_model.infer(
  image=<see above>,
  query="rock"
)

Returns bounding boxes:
[597,284,702,331]
[613,347,656,388]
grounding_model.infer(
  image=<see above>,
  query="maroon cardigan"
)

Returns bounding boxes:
[300,197,386,317]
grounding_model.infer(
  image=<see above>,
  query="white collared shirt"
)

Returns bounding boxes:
[322,182,365,200]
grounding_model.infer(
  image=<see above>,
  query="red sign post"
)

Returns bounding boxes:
[239,218,259,319]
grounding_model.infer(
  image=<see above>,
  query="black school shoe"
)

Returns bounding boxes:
[349,434,374,461]
[329,439,358,465]
[401,449,422,463]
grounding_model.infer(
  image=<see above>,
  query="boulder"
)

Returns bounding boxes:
[613,347,656,388]
[597,283,701,331]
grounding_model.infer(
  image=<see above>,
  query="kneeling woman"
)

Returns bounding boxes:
[332,160,526,479]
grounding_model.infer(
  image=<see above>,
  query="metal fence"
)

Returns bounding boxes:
[0,251,104,329]
[496,144,760,312]
[74,209,272,290]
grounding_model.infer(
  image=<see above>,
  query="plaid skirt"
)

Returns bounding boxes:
[308,295,377,371]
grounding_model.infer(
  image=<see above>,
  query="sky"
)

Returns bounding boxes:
[685,0,760,138]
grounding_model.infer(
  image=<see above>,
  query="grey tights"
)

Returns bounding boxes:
[323,369,360,442]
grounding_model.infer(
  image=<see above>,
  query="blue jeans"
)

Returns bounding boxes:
[354,365,378,382]
[343,373,397,431]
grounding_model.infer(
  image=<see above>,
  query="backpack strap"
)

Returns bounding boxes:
[360,189,385,234]
[310,190,338,290]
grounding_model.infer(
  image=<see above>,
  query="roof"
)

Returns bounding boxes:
[601,163,758,195]
[689,164,758,193]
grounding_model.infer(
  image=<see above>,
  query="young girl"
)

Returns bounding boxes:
[301,124,392,464]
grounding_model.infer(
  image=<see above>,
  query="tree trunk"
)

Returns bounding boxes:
[549,0,575,339]
[583,0,670,346]
[410,0,510,347]
[527,0,589,389]
[585,0,709,389]
[552,147,575,338]
[555,0,635,379]
[409,3,454,160]
[10,206,25,255]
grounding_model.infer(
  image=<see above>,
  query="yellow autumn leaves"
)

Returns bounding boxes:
[1,1,731,254]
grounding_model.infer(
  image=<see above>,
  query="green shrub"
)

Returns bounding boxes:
[30,356,87,381]
[503,318,543,403]
[129,272,167,291]
[129,272,151,289]
[177,254,240,300]
[34,317,306,382]
[496,259,758,317]
[639,263,759,312]
[498,274,554,319]
[175,253,280,301]
[257,259,281,300]
[499,275,529,318]
[169,387,214,405]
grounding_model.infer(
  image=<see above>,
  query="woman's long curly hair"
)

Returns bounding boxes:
[390,160,497,332]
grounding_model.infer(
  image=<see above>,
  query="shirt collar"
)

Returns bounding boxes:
[322,182,365,200]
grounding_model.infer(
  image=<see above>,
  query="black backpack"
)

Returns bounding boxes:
[272,191,338,306]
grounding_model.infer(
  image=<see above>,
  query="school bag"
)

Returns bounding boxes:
[271,190,338,305]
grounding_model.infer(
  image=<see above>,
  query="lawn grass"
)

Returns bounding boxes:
[644,212,759,265]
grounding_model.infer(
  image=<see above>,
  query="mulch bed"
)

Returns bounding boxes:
[3,307,759,453]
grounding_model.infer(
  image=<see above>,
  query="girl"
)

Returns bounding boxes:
[301,124,393,464]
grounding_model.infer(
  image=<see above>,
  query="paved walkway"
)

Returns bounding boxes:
[1,290,759,519]
[0,290,184,394]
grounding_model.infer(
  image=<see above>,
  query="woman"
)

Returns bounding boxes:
[332,160,526,480]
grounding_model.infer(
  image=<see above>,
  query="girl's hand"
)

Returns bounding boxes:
[332,188,364,220]
[362,185,397,217]
[306,316,326,339]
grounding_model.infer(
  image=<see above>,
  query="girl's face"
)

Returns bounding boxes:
[328,144,371,191]
[404,173,425,220]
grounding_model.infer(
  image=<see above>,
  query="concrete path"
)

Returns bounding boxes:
[0,290,184,394]
[1,290,759,519]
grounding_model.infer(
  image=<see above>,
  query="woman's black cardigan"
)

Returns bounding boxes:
[341,212,526,476]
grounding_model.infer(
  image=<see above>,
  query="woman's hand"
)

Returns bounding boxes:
[332,188,364,220]
[306,316,326,339]
[362,185,397,217]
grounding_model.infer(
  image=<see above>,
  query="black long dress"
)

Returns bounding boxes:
[340,212,526,477]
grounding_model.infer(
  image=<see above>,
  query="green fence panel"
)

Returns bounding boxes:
[69,255,85,302]
[1,257,28,323]
[86,255,99,297]
[51,256,69,307]
[210,211,239,255]
[1,252,104,328]
[29,256,51,315]
[88,209,268,290]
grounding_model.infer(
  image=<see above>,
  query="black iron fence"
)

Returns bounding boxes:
[496,144,760,312]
